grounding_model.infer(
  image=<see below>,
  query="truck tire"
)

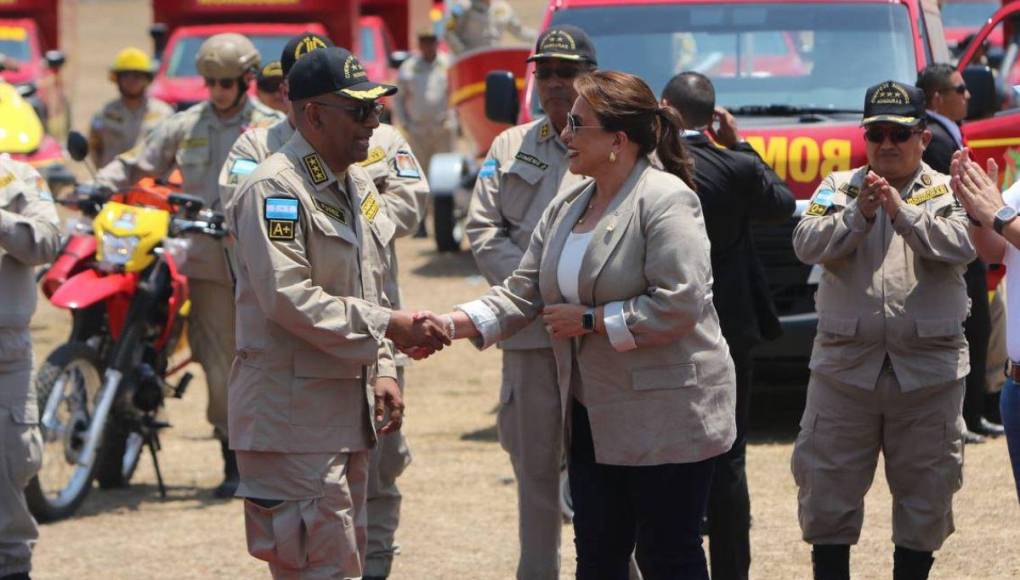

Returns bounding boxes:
[433,196,461,252]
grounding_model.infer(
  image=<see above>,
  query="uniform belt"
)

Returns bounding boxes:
[1010,361,1020,382]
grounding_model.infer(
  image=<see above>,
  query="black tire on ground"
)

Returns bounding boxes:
[433,195,460,252]
[24,342,103,523]
[95,417,140,489]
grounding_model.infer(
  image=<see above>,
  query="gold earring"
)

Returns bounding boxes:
[609,151,617,163]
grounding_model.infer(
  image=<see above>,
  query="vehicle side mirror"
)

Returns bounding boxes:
[44,50,65,71]
[150,23,169,62]
[963,65,998,120]
[16,83,36,98]
[66,131,89,162]
[389,50,410,70]
[485,70,519,125]
[168,193,205,217]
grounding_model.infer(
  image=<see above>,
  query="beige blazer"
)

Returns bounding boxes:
[468,158,736,466]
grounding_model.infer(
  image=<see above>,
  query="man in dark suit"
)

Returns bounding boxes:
[917,63,1004,443]
[662,72,795,580]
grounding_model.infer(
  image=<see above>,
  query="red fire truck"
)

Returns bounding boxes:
[432,0,1020,376]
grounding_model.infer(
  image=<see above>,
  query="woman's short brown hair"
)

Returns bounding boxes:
[574,70,695,189]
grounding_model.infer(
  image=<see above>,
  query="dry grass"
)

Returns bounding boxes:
[25,1,1020,578]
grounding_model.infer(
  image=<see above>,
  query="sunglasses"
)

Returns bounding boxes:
[534,66,586,80]
[204,77,238,89]
[941,83,968,95]
[566,112,602,133]
[311,100,385,123]
[863,126,922,144]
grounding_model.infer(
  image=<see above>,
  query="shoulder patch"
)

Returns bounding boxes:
[479,158,498,178]
[393,151,421,179]
[515,152,549,170]
[230,158,258,176]
[265,197,299,241]
[302,153,329,185]
[906,184,950,206]
[361,193,381,223]
[315,199,347,224]
[805,188,835,217]
[358,147,386,167]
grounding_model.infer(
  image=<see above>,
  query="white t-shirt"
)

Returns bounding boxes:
[1002,182,1020,361]
[557,231,594,305]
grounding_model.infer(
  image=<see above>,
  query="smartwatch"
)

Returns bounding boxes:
[993,205,1018,235]
[581,308,595,332]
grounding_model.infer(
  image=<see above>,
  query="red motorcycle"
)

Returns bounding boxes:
[25,132,226,521]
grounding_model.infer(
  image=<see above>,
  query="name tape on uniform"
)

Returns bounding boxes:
[302,153,329,185]
[181,137,208,150]
[393,151,420,179]
[515,152,548,170]
[906,184,949,206]
[315,199,347,224]
[838,183,860,199]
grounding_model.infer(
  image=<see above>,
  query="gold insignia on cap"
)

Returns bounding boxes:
[295,36,327,60]
[340,86,389,100]
[541,30,577,53]
[343,55,368,80]
[302,153,329,185]
[261,61,282,77]
[870,82,910,105]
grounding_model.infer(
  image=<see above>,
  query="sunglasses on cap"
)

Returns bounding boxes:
[204,77,238,89]
[311,100,385,123]
[534,65,587,80]
[940,82,968,95]
[863,125,923,144]
[566,112,602,133]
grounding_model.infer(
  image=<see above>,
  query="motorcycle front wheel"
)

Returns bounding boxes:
[24,342,104,522]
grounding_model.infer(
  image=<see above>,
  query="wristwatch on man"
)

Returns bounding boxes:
[993,205,1018,235]
[582,308,595,332]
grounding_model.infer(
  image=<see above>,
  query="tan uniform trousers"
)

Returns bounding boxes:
[498,348,562,580]
[792,368,965,552]
[364,366,413,578]
[239,450,370,579]
[0,357,42,577]
[187,279,235,441]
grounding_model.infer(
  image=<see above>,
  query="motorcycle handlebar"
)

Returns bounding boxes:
[171,217,227,239]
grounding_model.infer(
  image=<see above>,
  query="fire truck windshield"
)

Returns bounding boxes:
[0,26,31,62]
[535,2,916,116]
[165,33,292,78]
[941,1,997,28]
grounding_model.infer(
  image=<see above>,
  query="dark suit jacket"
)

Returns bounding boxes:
[923,113,961,175]
[684,134,795,349]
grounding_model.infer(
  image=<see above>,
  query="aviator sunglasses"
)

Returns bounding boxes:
[566,112,602,133]
[534,66,586,80]
[941,83,968,95]
[863,125,922,144]
[311,100,385,123]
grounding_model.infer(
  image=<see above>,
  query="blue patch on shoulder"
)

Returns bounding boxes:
[479,158,498,178]
[231,158,258,176]
[264,197,299,221]
[813,188,835,207]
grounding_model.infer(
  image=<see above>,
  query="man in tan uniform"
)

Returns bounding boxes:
[96,33,283,498]
[445,0,536,55]
[0,158,60,579]
[228,46,447,578]
[254,60,287,113]
[395,29,453,174]
[792,81,974,580]
[218,32,427,580]
[465,26,596,579]
[88,47,174,167]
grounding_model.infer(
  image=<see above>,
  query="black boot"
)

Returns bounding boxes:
[213,439,239,499]
[893,546,934,580]
[1,573,31,580]
[812,544,850,580]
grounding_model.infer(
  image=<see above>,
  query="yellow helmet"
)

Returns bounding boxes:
[110,47,153,75]
[196,33,260,79]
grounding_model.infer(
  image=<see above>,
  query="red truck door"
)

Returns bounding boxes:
[959,2,1020,187]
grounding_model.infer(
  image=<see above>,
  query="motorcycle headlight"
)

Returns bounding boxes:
[100,233,139,267]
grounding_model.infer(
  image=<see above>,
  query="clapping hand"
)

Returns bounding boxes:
[385,309,450,359]
[951,148,1002,228]
[861,171,900,220]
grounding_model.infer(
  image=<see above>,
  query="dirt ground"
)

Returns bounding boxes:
[23,1,1020,578]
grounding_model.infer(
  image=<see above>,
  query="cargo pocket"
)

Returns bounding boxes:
[631,363,698,391]
[290,350,364,428]
[243,498,307,569]
[5,409,43,488]
[0,328,31,368]
[790,411,817,489]
[816,316,858,337]
[915,318,961,338]
[500,163,543,221]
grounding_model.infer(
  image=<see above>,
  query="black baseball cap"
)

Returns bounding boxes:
[862,80,926,127]
[288,46,397,102]
[281,32,333,77]
[256,60,283,91]
[526,25,597,65]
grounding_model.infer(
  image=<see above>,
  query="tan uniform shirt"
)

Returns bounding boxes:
[395,53,451,130]
[445,0,536,54]
[228,130,398,454]
[467,117,583,349]
[97,98,283,284]
[0,157,60,411]
[88,97,174,167]
[793,163,975,392]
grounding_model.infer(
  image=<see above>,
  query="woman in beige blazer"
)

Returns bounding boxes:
[428,70,736,578]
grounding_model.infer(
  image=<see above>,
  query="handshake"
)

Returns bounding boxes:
[385,310,458,360]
